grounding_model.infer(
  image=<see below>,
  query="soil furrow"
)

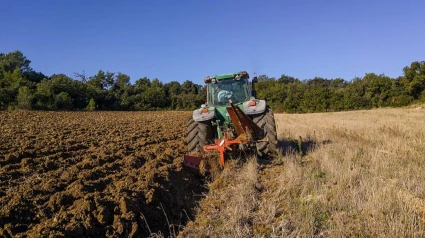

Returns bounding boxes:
[0,111,207,237]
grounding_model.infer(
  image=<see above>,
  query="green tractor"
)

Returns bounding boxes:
[184,71,278,171]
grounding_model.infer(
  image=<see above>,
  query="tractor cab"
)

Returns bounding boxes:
[204,71,255,107]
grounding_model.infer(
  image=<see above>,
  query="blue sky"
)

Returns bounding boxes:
[1,0,424,85]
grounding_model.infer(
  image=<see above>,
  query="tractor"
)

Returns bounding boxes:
[183,71,278,172]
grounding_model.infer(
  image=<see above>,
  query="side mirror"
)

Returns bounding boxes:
[251,90,257,98]
[251,77,258,98]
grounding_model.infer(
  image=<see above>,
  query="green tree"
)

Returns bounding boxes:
[119,91,134,110]
[283,81,306,113]
[363,73,392,107]
[86,98,96,111]
[134,77,151,93]
[301,87,329,112]
[17,86,33,109]
[87,70,115,90]
[116,72,131,88]
[0,68,28,109]
[0,50,32,74]
[278,74,298,84]
[403,61,425,100]
[181,80,198,94]
[327,78,346,111]
[175,93,198,110]
[24,71,47,84]
[257,74,275,82]
[0,88,15,110]
[55,92,73,110]
[32,79,53,110]
[256,79,277,101]
[164,81,181,109]
[343,78,371,110]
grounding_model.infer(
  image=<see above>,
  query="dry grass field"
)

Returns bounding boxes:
[1,108,424,237]
[182,107,425,237]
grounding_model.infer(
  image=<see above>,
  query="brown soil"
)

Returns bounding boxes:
[0,111,207,237]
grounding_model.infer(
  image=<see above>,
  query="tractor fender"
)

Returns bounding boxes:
[192,107,216,122]
[242,99,267,115]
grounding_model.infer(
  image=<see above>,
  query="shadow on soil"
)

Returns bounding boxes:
[141,167,208,237]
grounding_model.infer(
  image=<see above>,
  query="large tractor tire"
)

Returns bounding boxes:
[253,106,279,158]
[187,117,214,155]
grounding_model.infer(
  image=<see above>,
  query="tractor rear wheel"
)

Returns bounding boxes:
[253,106,279,158]
[187,117,214,155]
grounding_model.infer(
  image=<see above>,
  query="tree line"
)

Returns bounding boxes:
[0,50,206,111]
[256,60,425,113]
[1,50,424,113]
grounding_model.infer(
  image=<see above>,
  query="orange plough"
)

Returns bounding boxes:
[183,103,264,172]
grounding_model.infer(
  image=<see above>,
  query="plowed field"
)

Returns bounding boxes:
[0,111,205,237]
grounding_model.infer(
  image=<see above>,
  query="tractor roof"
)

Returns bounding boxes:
[204,71,249,83]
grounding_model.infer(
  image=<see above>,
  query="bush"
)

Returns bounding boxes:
[17,86,32,109]
[86,98,96,111]
[390,95,414,107]
[55,92,73,110]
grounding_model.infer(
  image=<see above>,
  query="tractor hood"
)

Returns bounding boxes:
[192,107,216,122]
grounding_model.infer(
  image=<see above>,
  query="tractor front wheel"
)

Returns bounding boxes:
[187,117,214,155]
[253,106,279,158]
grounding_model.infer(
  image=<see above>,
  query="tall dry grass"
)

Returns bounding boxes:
[270,107,425,237]
[180,107,425,237]
[180,158,260,237]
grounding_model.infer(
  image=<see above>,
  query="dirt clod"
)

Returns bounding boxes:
[0,111,207,237]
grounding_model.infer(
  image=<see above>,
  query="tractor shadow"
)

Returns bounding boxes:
[278,136,332,157]
[256,137,331,166]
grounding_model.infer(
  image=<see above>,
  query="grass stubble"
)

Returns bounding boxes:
[180,107,425,237]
